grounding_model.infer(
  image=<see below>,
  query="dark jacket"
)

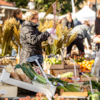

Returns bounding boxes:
[20,21,50,55]
[62,17,74,29]
[16,18,23,25]
[73,18,81,27]
[95,17,100,35]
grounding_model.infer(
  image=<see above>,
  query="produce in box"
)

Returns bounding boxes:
[60,72,73,78]
[44,57,62,65]
[49,78,80,92]
[77,60,94,72]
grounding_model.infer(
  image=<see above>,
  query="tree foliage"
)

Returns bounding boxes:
[5,0,29,8]
[5,0,86,14]
[34,0,86,15]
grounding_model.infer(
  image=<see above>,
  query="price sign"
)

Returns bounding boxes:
[0,89,7,94]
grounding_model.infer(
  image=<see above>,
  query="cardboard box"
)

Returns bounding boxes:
[64,65,80,69]
[50,61,64,70]
[51,69,79,77]
[0,82,18,97]
[0,69,56,97]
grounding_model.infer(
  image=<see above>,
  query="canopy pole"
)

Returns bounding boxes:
[71,0,75,14]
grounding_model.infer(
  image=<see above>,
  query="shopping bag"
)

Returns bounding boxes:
[91,50,100,79]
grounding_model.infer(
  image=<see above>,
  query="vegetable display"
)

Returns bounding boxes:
[49,78,80,92]
[15,63,47,84]
[60,72,73,78]
[44,57,62,65]
[84,80,100,92]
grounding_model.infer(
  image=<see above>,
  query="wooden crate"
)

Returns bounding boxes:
[80,77,98,82]
[50,69,79,77]
[64,65,80,69]
[50,61,65,70]
[59,89,88,100]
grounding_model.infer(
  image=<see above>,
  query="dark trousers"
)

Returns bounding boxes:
[67,38,84,54]
[96,43,100,50]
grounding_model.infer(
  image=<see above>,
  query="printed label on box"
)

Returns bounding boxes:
[0,89,7,94]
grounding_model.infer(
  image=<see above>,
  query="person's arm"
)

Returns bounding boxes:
[72,20,74,28]
[86,28,91,46]
[62,18,67,29]
[20,26,50,45]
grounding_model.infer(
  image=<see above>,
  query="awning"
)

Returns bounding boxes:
[0,5,28,11]
[0,13,5,17]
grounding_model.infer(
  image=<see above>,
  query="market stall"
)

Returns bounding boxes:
[75,5,95,22]
[0,2,100,100]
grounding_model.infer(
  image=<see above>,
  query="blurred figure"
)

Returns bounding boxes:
[12,9,23,24]
[62,12,74,29]
[84,20,90,28]
[95,10,100,35]
[73,18,82,27]
[91,21,95,35]
[95,10,100,50]
[67,25,91,54]
[20,10,55,65]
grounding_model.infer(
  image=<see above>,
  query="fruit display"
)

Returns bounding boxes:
[77,60,94,72]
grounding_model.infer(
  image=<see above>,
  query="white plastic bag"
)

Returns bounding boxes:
[91,50,100,79]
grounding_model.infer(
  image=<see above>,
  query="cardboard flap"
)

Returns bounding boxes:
[0,69,10,82]
[0,69,56,97]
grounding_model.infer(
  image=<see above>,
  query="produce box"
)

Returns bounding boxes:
[0,82,18,98]
[50,61,64,70]
[80,77,98,82]
[51,69,79,77]
[0,69,56,97]
[60,89,88,99]
[64,65,80,69]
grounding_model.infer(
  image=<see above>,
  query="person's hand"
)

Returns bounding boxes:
[46,28,58,40]
[46,28,56,35]
[89,45,92,49]
[48,36,54,45]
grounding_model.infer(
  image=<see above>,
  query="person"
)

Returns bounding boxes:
[95,10,100,50]
[67,25,91,54]
[62,12,74,29]
[20,10,55,65]
[12,9,23,24]
[84,20,90,28]
[73,18,81,27]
